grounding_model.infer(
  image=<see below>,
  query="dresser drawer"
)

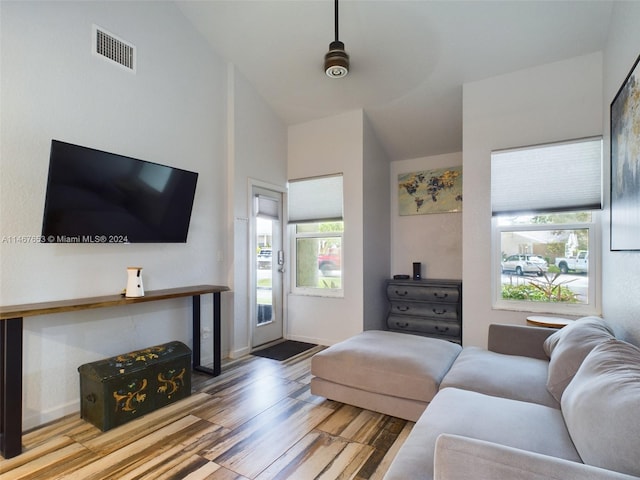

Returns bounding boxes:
[389,301,459,321]
[387,315,461,338]
[386,284,460,303]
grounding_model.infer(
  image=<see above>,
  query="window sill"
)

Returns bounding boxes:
[492,300,600,317]
[288,290,344,299]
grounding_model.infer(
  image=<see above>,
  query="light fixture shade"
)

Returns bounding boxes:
[325,40,349,78]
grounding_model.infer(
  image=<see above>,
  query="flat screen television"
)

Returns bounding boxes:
[41,140,198,243]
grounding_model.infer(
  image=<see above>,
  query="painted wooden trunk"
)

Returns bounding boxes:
[78,341,191,431]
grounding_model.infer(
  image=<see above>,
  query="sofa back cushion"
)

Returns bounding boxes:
[543,316,614,402]
[561,339,640,477]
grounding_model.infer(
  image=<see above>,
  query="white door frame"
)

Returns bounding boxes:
[248,179,287,349]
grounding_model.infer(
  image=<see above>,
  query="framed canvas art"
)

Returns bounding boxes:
[611,52,640,250]
[398,166,462,216]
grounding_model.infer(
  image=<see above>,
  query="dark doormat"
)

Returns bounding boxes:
[252,340,317,361]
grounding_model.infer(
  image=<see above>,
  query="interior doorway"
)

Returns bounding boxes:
[251,186,284,348]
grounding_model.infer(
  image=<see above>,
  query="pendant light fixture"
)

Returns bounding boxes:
[324,0,349,78]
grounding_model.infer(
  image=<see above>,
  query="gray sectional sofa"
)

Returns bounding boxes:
[310,317,640,480]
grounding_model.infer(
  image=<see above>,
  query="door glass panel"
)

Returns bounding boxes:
[256,217,273,325]
[253,187,283,348]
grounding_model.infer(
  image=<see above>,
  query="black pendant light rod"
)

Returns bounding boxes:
[334,0,339,42]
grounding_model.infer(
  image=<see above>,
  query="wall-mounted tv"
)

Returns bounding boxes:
[41,140,198,243]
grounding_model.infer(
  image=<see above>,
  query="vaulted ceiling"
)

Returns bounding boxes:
[177,1,613,161]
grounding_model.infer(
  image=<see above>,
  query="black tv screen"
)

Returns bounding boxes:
[41,140,198,243]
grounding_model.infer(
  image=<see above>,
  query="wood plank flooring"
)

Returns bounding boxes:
[1,346,413,480]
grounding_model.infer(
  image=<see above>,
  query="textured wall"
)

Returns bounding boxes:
[390,152,463,281]
[602,1,640,345]
[462,53,604,347]
[0,1,227,428]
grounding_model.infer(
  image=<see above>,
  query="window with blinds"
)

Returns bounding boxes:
[288,174,343,223]
[491,138,602,316]
[288,174,344,296]
[491,137,602,215]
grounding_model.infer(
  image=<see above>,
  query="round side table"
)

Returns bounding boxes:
[526,315,574,329]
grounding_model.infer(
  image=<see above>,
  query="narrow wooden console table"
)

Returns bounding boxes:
[0,284,229,459]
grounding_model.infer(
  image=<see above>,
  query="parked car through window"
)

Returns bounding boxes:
[501,254,548,276]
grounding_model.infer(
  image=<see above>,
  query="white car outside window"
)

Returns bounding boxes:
[501,254,548,276]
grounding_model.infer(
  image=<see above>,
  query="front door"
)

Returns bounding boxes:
[252,186,284,348]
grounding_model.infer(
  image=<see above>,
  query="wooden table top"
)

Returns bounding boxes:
[526,315,575,328]
[0,285,230,319]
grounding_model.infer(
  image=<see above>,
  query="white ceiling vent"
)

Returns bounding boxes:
[92,25,136,73]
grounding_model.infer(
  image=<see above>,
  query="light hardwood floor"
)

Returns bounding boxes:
[1,346,413,480]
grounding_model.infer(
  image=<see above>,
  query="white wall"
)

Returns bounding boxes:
[363,114,391,331]
[287,110,365,345]
[462,52,603,347]
[390,152,463,280]
[227,66,288,357]
[602,1,640,345]
[0,1,287,430]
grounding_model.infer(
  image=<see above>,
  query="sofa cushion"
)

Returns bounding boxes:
[440,346,558,408]
[543,316,614,402]
[311,330,461,403]
[561,339,640,477]
[433,434,640,480]
[543,316,613,356]
[384,387,581,480]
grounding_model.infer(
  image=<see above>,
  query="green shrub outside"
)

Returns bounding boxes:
[502,283,578,303]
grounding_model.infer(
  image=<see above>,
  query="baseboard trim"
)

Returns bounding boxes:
[286,334,332,347]
[24,400,79,431]
[229,346,250,359]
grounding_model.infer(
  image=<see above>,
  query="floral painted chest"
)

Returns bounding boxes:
[78,341,191,431]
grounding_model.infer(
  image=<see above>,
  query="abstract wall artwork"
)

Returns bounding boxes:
[611,53,640,250]
[398,166,462,216]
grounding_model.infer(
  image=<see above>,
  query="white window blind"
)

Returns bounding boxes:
[491,137,602,215]
[254,195,279,220]
[288,174,343,223]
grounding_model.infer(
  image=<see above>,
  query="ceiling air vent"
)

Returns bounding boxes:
[92,25,136,72]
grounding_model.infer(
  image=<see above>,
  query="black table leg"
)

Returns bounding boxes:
[192,293,221,377]
[212,292,221,376]
[1,317,23,459]
[191,295,202,371]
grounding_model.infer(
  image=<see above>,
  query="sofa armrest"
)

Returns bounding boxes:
[434,434,639,480]
[488,324,554,360]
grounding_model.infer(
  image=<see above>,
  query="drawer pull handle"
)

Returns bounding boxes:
[433,293,449,299]
[86,393,97,404]
[395,322,409,328]
[435,326,450,332]
[396,306,410,312]
[432,309,447,315]
[395,290,409,297]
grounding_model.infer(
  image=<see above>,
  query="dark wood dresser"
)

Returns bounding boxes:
[386,278,462,344]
